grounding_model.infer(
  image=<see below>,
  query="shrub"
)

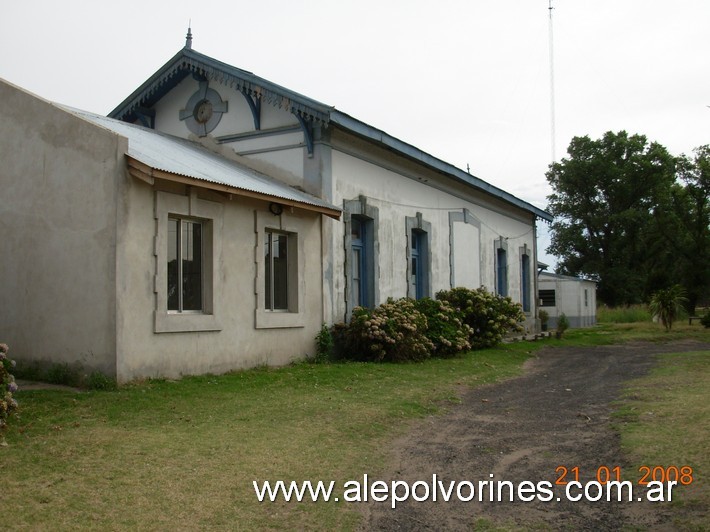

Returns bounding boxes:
[414,298,472,357]
[435,287,525,349]
[701,310,710,329]
[0,343,20,435]
[556,313,570,338]
[649,285,688,332]
[538,309,549,331]
[314,323,334,363]
[86,371,117,391]
[333,298,434,362]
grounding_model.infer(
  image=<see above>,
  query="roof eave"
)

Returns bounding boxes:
[329,111,552,222]
[111,48,551,222]
[126,155,341,220]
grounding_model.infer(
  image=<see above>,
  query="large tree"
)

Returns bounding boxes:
[652,145,710,312]
[546,131,677,306]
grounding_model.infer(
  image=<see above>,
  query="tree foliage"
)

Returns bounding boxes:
[651,146,710,311]
[546,131,709,309]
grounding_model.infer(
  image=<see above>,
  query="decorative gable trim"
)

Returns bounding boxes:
[109,48,332,127]
[109,47,552,223]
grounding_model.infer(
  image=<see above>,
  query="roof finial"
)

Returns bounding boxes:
[185,22,193,49]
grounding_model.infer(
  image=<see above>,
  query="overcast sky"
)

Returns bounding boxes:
[3,1,708,269]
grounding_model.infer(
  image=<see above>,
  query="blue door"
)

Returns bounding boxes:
[351,218,368,308]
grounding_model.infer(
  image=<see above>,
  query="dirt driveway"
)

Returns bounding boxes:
[361,340,710,531]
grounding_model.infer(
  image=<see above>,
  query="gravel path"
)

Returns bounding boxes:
[360,340,710,531]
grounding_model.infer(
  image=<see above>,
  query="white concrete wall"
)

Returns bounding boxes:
[0,78,326,382]
[115,74,327,380]
[0,79,123,376]
[538,274,597,328]
[452,221,481,288]
[115,181,325,382]
[327,132,538,330]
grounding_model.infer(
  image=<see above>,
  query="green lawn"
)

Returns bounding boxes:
[615,350,710,530]
[4,344,532,530]
[3,321,709,530]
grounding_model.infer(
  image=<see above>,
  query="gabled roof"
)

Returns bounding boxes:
[110,47,333,127]
[110,47,552,222]
[70,107,341,219]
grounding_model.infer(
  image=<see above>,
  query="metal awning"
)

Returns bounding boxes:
[68,108,341,219]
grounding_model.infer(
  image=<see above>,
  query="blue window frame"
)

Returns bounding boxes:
[521,253,530,312]
[351,217,368,308]
[496,247,508,297]
[410,231,424,300]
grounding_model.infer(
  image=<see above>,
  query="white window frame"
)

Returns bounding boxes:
[255,210,305,329]
[264,229,293,312]
[167,216,204,313]
[154,190,223,333]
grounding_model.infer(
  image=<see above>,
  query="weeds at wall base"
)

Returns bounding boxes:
[12,359,117,391]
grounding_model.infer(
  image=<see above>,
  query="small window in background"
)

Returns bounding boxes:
[539,289,556,307]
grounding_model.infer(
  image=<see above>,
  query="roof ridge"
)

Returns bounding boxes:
[108,48,551,221]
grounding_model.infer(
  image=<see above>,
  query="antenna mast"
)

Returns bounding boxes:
[548,0,557,163]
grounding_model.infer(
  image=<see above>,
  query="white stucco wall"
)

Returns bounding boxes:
[452,221,481,288]
[150,76,307,186]
[115,181,325,382]
[1,64,546,384]
[152,76,258,139]
[0,79,123,376]
[1,78,326,383]
[327,133,538,330]
[538,273,597,328]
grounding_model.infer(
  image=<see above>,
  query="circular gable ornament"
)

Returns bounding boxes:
[179,81,228,137]
[194,99,214,124]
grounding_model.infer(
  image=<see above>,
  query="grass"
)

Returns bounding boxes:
[614,351,710,530]
[597,304,652,323]
[3,343,534,530]
[554,318,710,348]
[3,321,709,530]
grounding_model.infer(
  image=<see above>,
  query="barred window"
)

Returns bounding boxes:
[539,289,556,307]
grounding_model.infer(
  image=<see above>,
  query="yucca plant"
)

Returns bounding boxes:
[649,285,688,332]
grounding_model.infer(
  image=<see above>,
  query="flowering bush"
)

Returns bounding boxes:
[436,287,524,349]
[0,343,19,434]
[414,298,471,357]
[333,298,434,362]
[327,288,524,363]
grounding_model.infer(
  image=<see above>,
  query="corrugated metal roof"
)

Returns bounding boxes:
[67,107,341,217]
